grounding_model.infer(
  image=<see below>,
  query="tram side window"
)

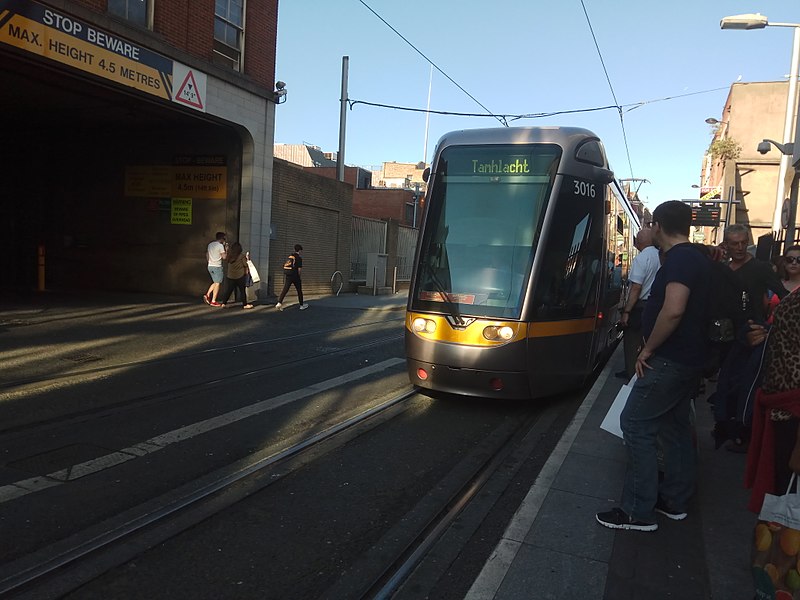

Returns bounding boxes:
[604,192,633,291]
[533,178,605,320]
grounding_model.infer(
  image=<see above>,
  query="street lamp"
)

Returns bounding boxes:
[720,13,800,235]
[704,117,728,126]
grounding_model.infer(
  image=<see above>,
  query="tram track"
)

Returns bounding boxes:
[7,391,569,600]
[326,399,561,600]
[0,328,404,440]
[0,389,419,599]
[0,317,403,393]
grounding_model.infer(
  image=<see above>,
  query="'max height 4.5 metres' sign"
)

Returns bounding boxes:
[0,0,206,111]
[124,157,227,200]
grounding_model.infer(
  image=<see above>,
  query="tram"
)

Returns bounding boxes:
[405,126,639,399]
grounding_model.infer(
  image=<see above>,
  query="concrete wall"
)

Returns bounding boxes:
[709,82,795,235]
[269,160,353,298]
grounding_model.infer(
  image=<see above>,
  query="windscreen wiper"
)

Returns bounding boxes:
[422,261,464,327]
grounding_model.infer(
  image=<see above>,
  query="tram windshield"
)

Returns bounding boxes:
[413,144,560,319]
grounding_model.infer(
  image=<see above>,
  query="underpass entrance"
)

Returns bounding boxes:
[1,54,244,296]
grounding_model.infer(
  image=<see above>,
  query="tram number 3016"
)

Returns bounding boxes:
[573,179,596,198]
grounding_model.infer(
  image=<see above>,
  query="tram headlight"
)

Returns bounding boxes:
[483,325,515,341]
[412,317,436,333]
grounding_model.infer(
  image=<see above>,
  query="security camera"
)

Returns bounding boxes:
[757,141,772,155]
[274,81,288,104]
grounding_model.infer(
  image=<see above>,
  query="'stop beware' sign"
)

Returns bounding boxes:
[0,0,206,112]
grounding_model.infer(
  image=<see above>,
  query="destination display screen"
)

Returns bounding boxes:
[440,145,560,178]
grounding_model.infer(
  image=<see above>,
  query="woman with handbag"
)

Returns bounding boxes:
[218,242,254,310]
[745,287,800,513]
[745,287,800,596]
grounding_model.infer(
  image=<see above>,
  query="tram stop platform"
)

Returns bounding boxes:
[467,352,754,600]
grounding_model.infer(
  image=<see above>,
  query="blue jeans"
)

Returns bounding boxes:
[620,356,700,522]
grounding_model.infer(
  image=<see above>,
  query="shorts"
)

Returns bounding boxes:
[208,266,223,283]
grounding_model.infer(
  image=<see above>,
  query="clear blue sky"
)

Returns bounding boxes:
[275,1,796,209]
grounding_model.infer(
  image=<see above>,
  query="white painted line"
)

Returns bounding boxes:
[464,357,614,600]
[0,476,61,503]
[0,358,405,505]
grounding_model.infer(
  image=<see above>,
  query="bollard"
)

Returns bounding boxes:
[372,266,377,296]
[393,266,397,294]
[37,244,45,291]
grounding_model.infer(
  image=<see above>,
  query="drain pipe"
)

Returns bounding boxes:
[37,244,45,291]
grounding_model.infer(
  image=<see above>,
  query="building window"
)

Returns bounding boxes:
[108,0,148,27]
[214,0,244,71]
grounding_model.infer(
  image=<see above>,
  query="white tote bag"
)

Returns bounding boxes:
[600,374,638,439]
[759,475,800,529]
[246,259,261,284]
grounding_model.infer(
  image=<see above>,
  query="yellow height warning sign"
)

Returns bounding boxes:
[124,164,227,200]
[173,166,226,199]
[0,0,172,100]
[170,198,192,225]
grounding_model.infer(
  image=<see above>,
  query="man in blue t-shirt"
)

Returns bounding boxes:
[597,200,710,532]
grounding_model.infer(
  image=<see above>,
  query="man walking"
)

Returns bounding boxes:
[596,201,710,532]
[276,244,308,311]
[617,227,660,379]
[204,232,227,307]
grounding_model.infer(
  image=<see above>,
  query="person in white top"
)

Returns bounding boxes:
[204,232,227,307]
[617,227,661,379]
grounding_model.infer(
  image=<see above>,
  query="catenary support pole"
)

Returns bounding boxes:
[774,28,800,233]
[337,56,349,182]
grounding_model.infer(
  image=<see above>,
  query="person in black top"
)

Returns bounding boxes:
[723,224,788,322]
[712,225,789,451]
[275,244,308,311]
[596,201,711,532]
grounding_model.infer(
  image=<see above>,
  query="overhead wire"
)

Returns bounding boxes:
[357,0,507,126]
[579,0,635,180]
[346,85,730,121]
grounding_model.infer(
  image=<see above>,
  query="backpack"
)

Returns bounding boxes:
[283,253,296,273]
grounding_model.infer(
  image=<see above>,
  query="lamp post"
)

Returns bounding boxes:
[720,13,800,234]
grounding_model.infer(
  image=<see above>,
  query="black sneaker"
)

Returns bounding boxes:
[655,497,687,521]
[596,507,658,531]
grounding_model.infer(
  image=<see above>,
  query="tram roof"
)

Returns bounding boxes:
[434,126,603,151]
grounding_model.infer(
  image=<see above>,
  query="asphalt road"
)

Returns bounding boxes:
[0,293,587,599]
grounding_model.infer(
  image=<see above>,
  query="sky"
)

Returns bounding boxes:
[274,1,797,209]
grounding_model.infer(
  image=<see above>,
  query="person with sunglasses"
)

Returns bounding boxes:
[766,245,800,323]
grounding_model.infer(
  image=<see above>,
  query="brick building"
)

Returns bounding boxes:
[2,0,281,296]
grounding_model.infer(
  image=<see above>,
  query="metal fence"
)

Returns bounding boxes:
[396,225,418,281]
[350,216,386,281]
[350,217,419,282]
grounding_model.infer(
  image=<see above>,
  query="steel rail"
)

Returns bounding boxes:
[0,332,403,440]
[0,389,418,598]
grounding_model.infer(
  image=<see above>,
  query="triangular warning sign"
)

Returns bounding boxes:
[175,70,204,110]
